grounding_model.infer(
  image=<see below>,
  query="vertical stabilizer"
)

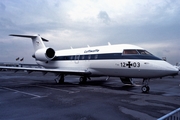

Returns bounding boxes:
[9,34,55,61]
[32,35,46,51]
[9,34,49,51]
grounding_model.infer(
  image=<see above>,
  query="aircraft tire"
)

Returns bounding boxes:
[141,86,150,93]
[79,77,83,83]
[79,77,87,84]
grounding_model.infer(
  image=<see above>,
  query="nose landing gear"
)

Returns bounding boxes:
[141,79,150,93]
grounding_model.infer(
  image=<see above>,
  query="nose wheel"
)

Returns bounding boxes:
[141,79,150,93]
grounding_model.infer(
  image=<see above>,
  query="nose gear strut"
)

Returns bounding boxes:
[141,78,150,93]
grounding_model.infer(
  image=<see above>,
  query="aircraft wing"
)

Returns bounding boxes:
[0,66,91,76]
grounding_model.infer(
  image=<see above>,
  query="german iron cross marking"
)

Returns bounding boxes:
[126,61,132,68]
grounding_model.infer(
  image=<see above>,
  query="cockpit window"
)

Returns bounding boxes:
[123,50,138,54]
[137,50,152,55]
[123,49,153,55]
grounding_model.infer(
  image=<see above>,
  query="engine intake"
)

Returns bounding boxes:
[34,48,55,61]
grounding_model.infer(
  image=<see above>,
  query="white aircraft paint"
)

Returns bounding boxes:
[0,34,178,93]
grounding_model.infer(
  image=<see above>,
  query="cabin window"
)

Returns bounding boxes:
[81,55,85,60]
[123,50,138,54]
[64,56,68,60]
[75,55,80,60]
[94,54,98,59]
[70,56,74,60]
[88,55,91,59]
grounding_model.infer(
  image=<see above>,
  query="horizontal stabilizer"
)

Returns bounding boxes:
[9,34,49,42]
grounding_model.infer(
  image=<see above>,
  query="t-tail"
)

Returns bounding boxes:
[10,34,55,61]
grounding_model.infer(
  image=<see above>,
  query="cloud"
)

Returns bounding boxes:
[0,2,5,11]
[98,11,111,24]
[0,0,180,64]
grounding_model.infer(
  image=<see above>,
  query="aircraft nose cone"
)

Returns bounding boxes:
[171,67,179,76]
[154,61,179,77]
[166,65,179,76]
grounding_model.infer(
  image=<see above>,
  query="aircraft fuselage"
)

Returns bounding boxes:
[36,44,178,78]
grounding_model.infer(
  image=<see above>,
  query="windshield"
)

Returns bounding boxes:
[123,49,153,55]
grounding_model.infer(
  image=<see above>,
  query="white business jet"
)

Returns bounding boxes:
[0,34,178,93]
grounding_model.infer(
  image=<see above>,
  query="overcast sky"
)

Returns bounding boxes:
[0,0,180,64]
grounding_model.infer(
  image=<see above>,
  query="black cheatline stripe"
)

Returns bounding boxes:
[52,53,162,61]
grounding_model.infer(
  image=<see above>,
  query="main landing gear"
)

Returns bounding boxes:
[55,74,65,84]
[141,78,150,93]
[79,76,87,84]
[54,75,88,84]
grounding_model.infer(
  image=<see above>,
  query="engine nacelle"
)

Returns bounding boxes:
[34,48,55,61]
